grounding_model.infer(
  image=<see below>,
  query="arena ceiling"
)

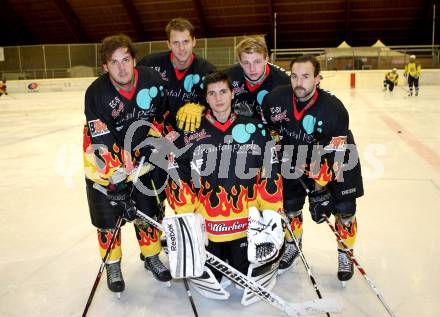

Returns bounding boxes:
[1,0,438,49]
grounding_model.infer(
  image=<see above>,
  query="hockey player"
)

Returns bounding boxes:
[404,55,422,96]
[166,71,284,294]
[83,34,172,295]
[224,35,290,119]
[0,80,7,96]
[224,37,296,271]
[262,55,364,285]
[138,18,216,132]
[383,68,398,92]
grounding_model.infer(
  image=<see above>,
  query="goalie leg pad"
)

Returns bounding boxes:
[189,266,230,300]
[162,213,207,278]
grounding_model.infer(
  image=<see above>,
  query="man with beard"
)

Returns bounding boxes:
[262,55,364,285]
[83,34,172,295]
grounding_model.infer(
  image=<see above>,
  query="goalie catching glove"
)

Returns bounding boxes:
[162,213,207,278]
[247,207,285,265]
[176,103,205,132]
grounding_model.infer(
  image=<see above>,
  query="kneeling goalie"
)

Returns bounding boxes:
[165,71,285,305]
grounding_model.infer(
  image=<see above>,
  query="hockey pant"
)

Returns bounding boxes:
[408,76,419,95]
[383,79,395,91]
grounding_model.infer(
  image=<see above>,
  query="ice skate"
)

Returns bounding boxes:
[144,254,172,283]
[106,260,125,298]
[278,240,301,275]
[337,249,354,287]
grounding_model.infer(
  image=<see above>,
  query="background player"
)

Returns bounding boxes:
[0,80,7,96]
[404,55,421,96]
[383,68,398,92]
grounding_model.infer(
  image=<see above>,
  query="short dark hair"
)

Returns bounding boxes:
[165,18,195,40]
[100,34,136,65]
[203,71,233,95]
[290,55,321,77]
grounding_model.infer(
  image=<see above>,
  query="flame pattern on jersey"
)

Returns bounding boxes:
[167,114,283,242]
[83,67,168,186]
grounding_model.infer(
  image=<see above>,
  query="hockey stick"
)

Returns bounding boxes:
[82,157,145,317]
[150,179,199,317]
[282,218,331,317]
[133,207,340,317]
[82,216,123,317]
[296,178,396,317]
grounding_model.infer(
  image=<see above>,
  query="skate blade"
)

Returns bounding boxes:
[116,292,122,299]
[163,281,171,288]
[340,281,347,288]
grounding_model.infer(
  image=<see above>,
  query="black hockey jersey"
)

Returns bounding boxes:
[224,63,290,119]
[83,66,168,185]
[262,86,363,200]
[166,111,283,242]
[138,51,216,119]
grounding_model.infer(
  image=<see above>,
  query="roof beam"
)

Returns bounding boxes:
[345,0,350,42]
[0,0,33,45]
[120,0,146,40]
[192,0,209,37]
[51,0,88,42]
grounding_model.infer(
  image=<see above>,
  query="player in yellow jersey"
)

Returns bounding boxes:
[404,55,421,96]
[383,68,399,92]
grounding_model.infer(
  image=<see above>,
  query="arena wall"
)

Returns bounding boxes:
[4,69,440,93]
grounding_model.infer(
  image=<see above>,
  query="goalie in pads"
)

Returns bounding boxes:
[166,71,284,302]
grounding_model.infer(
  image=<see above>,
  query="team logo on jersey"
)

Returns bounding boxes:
[302,114,323,134]
[324,136,347,152]
[88,119,110,137]
[190,159,204,175]
[136,86,160,110]
[232,82,246,96]
[256,90,269,105]
[270,110,290,123]
[184,74,201,92]
[183,129,210,145]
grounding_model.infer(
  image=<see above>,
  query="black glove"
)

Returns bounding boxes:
[308,187,332,224]
[107,183,137,221]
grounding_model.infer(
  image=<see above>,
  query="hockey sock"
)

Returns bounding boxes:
[97,228,122,261]
[284,210,303,242]
[135,220,162,257]
[335,215,357,250]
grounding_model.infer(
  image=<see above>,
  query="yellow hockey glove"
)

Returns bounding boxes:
[176,103,205,132]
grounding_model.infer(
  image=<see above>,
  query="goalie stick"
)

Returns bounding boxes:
[132,207,340,317]
[296,177,396,317]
